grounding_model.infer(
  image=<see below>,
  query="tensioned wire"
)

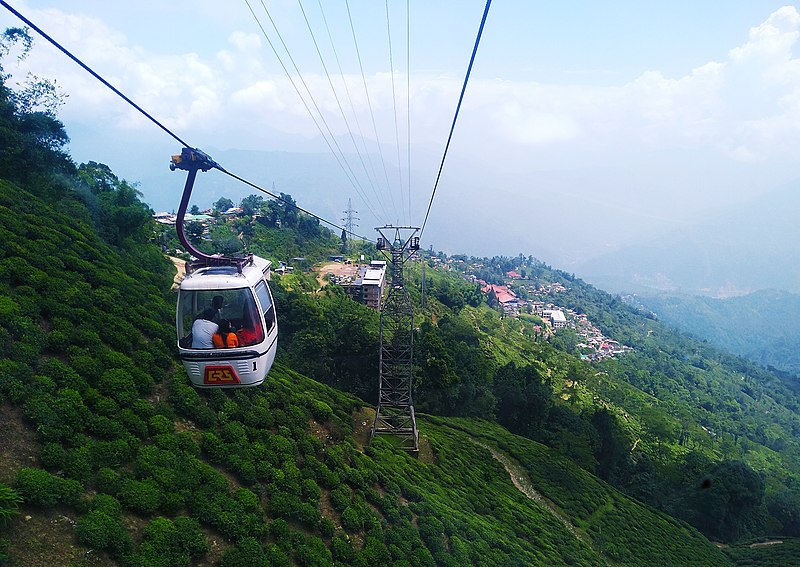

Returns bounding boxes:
[0,0,372,241]
[419,0,492,239]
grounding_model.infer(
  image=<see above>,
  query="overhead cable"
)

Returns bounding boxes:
[296,0,389,220]
[0,0,190,148]
[419,0,492,238]
[248,0,383,223]
[385,0,405,223]
[406,0,412,223]
[316,0,382,216]
[0,0,370,242]
[345,0,397,218]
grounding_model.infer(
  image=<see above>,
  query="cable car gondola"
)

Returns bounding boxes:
[171,148,278,387]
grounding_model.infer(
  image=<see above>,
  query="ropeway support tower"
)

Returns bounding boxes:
[370,225,420,452]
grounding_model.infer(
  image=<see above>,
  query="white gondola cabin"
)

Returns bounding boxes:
[177,255,277,387]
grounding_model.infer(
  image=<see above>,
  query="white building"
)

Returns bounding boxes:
[543,309,567,329]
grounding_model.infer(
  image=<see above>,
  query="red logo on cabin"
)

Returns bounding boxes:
[204,365,241,385]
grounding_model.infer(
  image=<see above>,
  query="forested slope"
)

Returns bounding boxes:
[635,290,800,376]
[0,180,732,565]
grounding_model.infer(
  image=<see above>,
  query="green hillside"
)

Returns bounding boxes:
[417,256,800,544]
[0,176,730,565]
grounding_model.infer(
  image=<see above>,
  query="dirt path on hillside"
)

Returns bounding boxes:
[169,256,186,289]
[472,439,591,547]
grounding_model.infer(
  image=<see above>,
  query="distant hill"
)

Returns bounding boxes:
[575,183,800,296]
[66,123,388,230]
[634,289,800,376]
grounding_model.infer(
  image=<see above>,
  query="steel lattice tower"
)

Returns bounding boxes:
[371,225,420,452]
[341,198,359,254]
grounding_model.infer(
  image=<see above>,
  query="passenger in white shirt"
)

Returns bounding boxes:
[191,309,219,349]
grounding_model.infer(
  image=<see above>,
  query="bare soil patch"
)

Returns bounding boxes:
[315,262,360,287]
[473,439,591,546]
[352,407,376,450]
[7,507,114,567]
[417,435,436,465]
[168,256,186,289]
[750,540,784,548]
[0,404,39,484]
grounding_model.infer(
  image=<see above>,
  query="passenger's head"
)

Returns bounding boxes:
[218,318,231,333]
[199,308,216,321]
[212,295,225,310]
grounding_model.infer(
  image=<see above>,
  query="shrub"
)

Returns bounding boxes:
[160,491,186,515]
[119,408,148,438]
[64,446,92,483]
[341,506,363,532]
[300,478,321,503]
[148,414,173,435]
[174,516,208,557]
[75,509,132,555]
[293,502,321,528]
[219,537,270,567]
[330,485,351,512]
[59,478,84,507]
[40,442,66,469]
[88,416,128,440]
[118,478,162,514]
[90,439,131,469]
[200,432,227,463]
[128,517,186,567]
[331,535,354,562]
[221,422,248,445]
[90,494,122,516]
[234,489,260,512]
[15,468,63,507]
[293,534,333,566]
[37,358,85,391]
[96,467,121,494]
[310,400,333,423]
[97,369,138,406]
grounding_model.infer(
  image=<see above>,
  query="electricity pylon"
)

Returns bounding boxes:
[370,225,420,452]
[341,198,359,254]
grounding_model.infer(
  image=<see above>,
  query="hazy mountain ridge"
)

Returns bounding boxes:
[575,182,800,296]
[634,289,800,376]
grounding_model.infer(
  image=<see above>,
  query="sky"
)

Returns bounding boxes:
[2,0,800,271]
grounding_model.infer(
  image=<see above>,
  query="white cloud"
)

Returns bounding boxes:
[730,6,800,64]
[7,3,800,263]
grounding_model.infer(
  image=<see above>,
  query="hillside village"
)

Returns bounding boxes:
[436,255,633,362]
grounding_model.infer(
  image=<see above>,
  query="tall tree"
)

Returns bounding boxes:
[239,194,264,217]
[213,197,234,213]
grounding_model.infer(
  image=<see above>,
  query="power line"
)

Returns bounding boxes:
[0,0,370,242]
[219,167,370,240]
[316,0,383,216]
[296,0,390,221]
[345,0,397,219]
[248,0,383,224]
[385,0,405,223]
[0,0,190,148]
[406,0,412,224]
[419,0,492,238]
